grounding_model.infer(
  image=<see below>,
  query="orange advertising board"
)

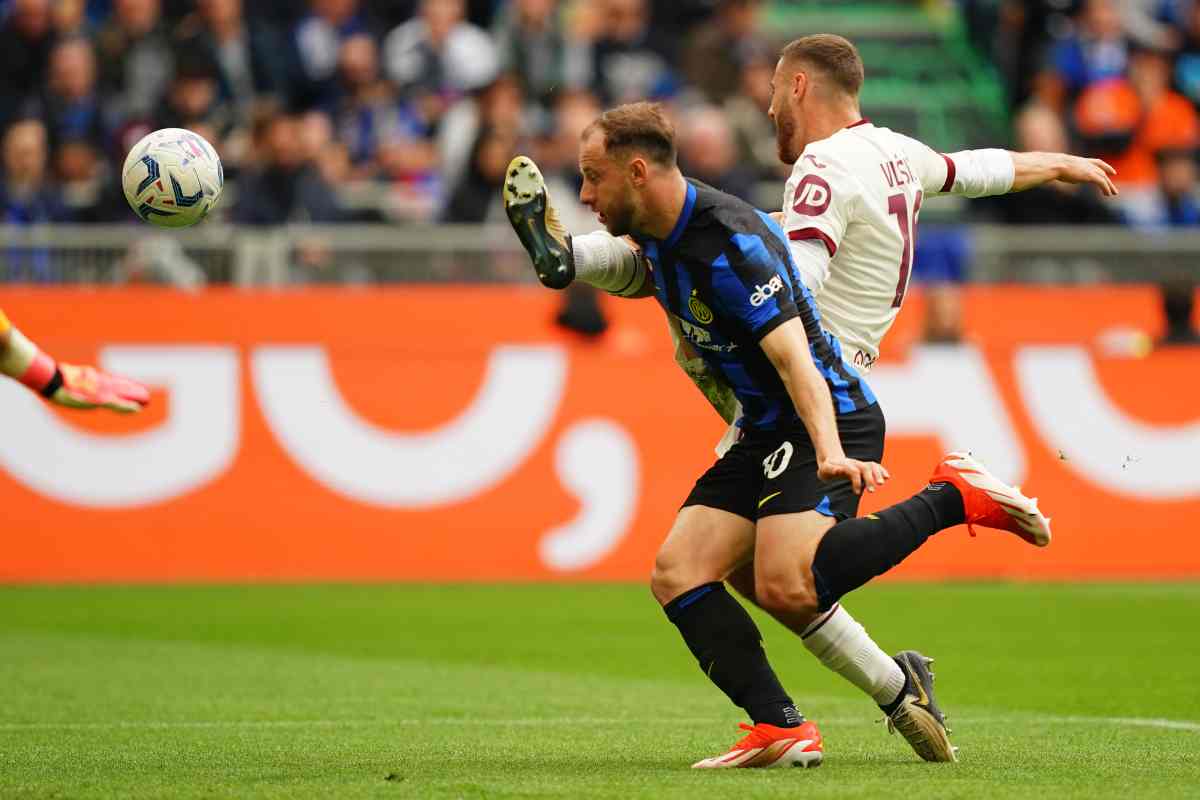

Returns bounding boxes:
[0,286,1197,583]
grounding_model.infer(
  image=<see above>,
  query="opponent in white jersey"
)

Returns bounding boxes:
[782,122,954,374]
[774,53,1115,377]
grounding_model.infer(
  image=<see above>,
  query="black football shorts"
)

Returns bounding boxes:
[683,403,886,522]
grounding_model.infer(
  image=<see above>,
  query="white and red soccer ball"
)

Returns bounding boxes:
[121,128,224,228]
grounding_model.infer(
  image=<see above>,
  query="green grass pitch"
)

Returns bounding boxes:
[1,582,1197,798]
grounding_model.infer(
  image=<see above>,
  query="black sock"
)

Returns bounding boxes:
[810,483,965,611]
[664,582,803,728]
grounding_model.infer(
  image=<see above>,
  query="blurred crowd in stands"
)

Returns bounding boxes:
[967,0,1200,229]
[4,0,1200,233]
[0,0,785,229]
[1,0,1195,342]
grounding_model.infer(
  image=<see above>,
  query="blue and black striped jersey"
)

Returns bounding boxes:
[637,180,876,430]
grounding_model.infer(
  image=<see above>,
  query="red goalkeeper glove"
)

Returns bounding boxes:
[48,363,151,413]
[1,314,150,413]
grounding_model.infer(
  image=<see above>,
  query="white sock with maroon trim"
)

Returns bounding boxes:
[801,604,906,706]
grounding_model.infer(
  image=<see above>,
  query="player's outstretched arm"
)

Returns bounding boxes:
[759,318,888,494]
[0,310,149,413]
[933,146,1118,199]
[1009,151,1118,196]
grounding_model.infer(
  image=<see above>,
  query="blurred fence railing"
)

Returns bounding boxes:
[1,224,1197,286]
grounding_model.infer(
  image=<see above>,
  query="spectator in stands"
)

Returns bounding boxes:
[175,0,291,116]
[1,119,69,281]
[154,52,232,145]
[233,111,342,225]
[96,0,175,122]
[36,36,109,152]
[526,87,601,232]
[492,0,591,112]
[1,118,66,222]
[290,0,371,110]
[1111,46,1199,188]
[677,105,758,203]
[438,72,524,210]
[680,0,766,106]
[440,120,519,223]
[723,48,787,184]
[0,0,56,133]
[588,0,678,105]
[1158,278,1200,345]
[55,137,126,222]
[1073,45,1200,223]
[326,33,427,180]
[1173,2,1200,106]
[1150,148,1200,227]
[383,0,499,130]
[438,72,526,223]
[296,108,395,222]
[984,103,1121,224]
[51,0,90,36]
[1036,0,1128,110]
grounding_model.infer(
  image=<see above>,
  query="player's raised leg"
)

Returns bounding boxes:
[931,452,1052,546]
[502,157,574,289]
[651,505,823,769]
[810,453,1050,613]
[502,156,651,297]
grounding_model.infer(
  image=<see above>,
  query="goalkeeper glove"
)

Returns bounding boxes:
[1,317,149,413]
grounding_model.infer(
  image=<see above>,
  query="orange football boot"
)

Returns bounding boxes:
[691,721,823,769]
[929,452,1051,546]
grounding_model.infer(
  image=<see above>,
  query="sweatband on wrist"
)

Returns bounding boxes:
[21,351,57,393]
[0,327,57,392]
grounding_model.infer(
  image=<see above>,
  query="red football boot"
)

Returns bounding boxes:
[930,452,1051,547]
[691,721,823,769]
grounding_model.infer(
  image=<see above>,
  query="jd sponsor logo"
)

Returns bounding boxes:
[750,275,785,307]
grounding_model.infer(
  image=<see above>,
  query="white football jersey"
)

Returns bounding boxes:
[781,120,954,373]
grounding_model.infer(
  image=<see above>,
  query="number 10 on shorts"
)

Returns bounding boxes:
[763,442,794,479]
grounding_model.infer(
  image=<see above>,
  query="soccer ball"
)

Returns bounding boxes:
[121,128,223,228]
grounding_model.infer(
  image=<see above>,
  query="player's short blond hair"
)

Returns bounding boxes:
[780,34,864,98]
[582,102,677,166]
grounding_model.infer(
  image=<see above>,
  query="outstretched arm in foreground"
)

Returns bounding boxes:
[0,309,149,412]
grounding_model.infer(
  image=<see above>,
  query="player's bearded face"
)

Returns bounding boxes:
[579,139,637,236]
[598,181,636,236]
[773,92,800,164]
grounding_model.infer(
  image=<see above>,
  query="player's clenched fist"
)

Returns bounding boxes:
[818,456,890,494]
[0,309,149,413]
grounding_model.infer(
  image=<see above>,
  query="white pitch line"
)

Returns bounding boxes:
[1037,715,1200,732]
[0,717,737,732]
[0,714,1197,733]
